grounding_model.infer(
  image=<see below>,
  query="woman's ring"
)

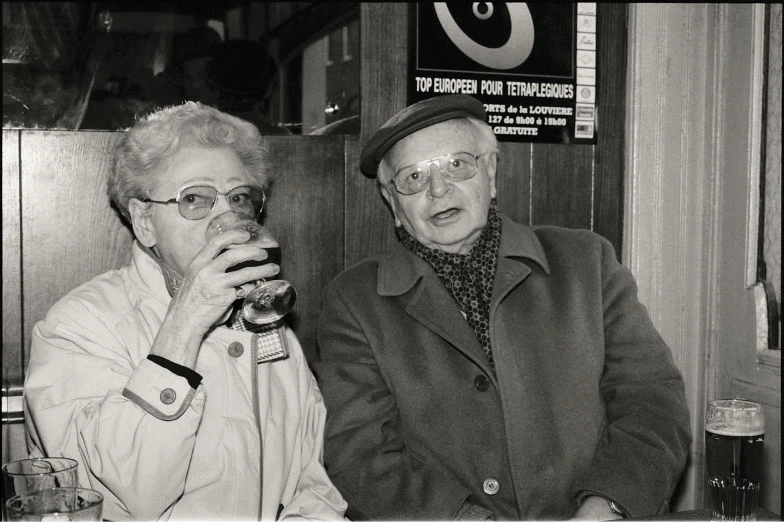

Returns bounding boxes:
[236,287,246,299]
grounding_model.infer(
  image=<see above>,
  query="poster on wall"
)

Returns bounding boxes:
[408,3,597,144]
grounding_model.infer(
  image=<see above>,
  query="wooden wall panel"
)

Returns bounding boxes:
[594,3,628,257]
[531,144,594,229]
[1,424,27,469]
[264,136,345,361]
[348,3,410,266]
[496,142,533,225]
[21,131,133,366]
[344,137,397,268]
[2,131,23,383]
[360,3,409,144]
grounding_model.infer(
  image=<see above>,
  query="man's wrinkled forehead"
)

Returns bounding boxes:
[359,94,486,178]
[386,118,476,168]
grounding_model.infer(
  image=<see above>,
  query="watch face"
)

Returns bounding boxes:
[610,501,625,517]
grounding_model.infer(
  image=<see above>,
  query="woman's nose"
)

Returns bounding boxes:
[213,194,235,215]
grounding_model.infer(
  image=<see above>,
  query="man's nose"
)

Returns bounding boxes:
[426,165,451,198]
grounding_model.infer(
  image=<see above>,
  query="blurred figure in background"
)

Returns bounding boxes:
[143,24,223,110]
[82,24,222,130]
[206,39,291,135]
[175,25,222,107]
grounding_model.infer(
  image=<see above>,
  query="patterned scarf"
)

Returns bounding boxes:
[398,200,502,369]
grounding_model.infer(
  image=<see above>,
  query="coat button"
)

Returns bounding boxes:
[160,388,176,405]
[474,375,490,392]
[228,342,244,358]
[483,478,500,495]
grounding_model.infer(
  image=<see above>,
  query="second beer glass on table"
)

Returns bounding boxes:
[5,487,103,521]
[207,210,296,324]
[2,458,79,520]
[705,399,764,521]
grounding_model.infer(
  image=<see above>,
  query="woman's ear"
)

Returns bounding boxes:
[128,198,156,248]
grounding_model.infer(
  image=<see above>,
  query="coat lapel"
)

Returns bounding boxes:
[378,242,493,373]
[377,218,550,376]
[407,274,492,372]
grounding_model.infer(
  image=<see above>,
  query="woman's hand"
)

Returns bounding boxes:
[150,229,280,368]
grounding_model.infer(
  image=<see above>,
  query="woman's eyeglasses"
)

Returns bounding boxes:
[141,185,266,220]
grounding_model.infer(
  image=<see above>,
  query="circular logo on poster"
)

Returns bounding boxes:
[416,4,574,79]
[433,3,534,70]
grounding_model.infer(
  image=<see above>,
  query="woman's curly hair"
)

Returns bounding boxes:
[108,101,269,225]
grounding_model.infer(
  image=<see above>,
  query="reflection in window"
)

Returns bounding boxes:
[2,2,360,134]
[302,18,360,135]
[2,2,101,129]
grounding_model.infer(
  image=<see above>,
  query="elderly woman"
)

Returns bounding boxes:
[315,94,691,520]
[23,102,347,521]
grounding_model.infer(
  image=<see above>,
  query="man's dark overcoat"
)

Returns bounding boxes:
[316,215,691,520]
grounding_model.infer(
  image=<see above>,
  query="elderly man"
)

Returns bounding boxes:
[315,94,691,520]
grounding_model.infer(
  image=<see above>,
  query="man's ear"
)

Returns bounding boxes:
[485,152,498,200]
[128,198,157,248]
[379,183,402,227]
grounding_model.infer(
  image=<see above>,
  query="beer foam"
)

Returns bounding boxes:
[706,422,764,437]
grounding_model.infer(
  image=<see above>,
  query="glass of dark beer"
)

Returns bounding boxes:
[206,210,296,324]
[705,399,764,521]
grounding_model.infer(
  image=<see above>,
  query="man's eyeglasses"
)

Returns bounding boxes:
[392,152,484,195]
[141,185,266,221]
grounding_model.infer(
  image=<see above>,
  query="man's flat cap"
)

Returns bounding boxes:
[359,94,486,178]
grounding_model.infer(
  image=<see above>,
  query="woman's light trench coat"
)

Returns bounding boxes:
[24,241,347,521]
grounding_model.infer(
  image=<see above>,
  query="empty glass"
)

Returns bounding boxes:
[5,487,103,521]
[2,458,79,520]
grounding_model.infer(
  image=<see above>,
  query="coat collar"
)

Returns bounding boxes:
[377,214,550,297]
[129,240,174,305]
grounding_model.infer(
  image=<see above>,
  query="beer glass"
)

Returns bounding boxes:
[705,399,764,521]
[5,487,103,521]
[3,458,79,520]
[206,210,296,324]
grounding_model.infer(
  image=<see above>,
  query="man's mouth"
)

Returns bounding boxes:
[431,208,460,221]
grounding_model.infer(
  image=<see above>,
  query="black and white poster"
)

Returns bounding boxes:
[409,3,598,144]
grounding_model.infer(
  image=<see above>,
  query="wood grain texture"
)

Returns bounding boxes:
[350,3,409,267]
[593,3,628,259]
[344,136,397,267]
[264,136,345,362]
[1,424,27,468]
[530,143,594,230]
[495,142,532,225]
[21,131,133,366]
[360,2,409,146]
[2,130,23,383]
